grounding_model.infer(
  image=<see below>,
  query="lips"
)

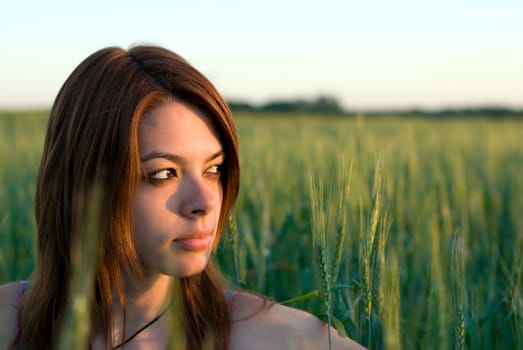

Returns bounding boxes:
[174,229,213,251]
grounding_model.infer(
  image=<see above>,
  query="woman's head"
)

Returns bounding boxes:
[19,45,238,350]
[35,44,239,289]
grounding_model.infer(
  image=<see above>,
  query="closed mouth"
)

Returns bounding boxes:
[174,229,213,250]
[176,228,213,241]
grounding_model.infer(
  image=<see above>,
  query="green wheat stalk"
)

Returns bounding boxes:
[57,186,102,349]
[450,230,466,350]
[280,290,322,305]
[228,214,241,286]
[167,278,186,349]
[382,251,401,350]
[330,158,353,286]
[308,173,333,350]
[373,213,390,318]
[358,155,384,348]
[362,158,383,313]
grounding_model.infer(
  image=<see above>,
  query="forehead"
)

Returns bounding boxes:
[138,100,222,156]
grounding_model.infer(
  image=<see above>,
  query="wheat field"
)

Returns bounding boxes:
[1,111,522,349]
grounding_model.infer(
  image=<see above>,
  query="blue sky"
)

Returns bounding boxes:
[1,0,522,110]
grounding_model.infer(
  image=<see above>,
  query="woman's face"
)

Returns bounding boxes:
[133,100,224,278]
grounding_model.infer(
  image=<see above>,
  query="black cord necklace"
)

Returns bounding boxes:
[112,309,167,349]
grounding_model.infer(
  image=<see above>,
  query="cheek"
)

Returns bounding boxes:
[132,201,149,254]
[132,192,162,249]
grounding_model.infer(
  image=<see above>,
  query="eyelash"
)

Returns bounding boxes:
[144,164,223,185]
[146,168,177,185]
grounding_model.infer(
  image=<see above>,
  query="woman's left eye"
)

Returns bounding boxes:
[206,164,222,176]
[146,168,177,184]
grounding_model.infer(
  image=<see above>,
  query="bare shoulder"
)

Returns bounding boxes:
[0,281,22,348]
[229,291,366,350]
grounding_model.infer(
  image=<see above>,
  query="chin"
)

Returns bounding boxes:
[171,256,210,278]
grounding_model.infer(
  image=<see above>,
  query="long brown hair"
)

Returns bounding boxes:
[17,45,239,349]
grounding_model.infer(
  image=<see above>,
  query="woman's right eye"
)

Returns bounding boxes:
[147,168,177,184]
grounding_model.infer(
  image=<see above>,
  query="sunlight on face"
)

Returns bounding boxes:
[133,100,224,279]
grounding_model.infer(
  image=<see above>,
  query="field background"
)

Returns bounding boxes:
[1,111,522,349]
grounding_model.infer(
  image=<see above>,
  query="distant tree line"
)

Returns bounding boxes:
[227,95,344,114]
[227,95,523,119]
[365,106,523,119]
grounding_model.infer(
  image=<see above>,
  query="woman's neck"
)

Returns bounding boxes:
[111,273,173,345]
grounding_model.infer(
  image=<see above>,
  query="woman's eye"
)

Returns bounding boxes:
[147,168,177,183]
[206,164,222,176]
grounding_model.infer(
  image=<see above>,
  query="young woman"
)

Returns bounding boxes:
[0,45,365,350]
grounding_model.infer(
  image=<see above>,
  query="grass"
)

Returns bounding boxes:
[1,110,523,349]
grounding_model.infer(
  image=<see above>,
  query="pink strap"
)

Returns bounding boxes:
[226,290,239,316]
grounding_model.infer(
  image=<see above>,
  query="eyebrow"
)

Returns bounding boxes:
[140,150,225,164]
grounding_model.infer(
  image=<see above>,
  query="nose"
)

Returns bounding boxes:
[179,175,218,218]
